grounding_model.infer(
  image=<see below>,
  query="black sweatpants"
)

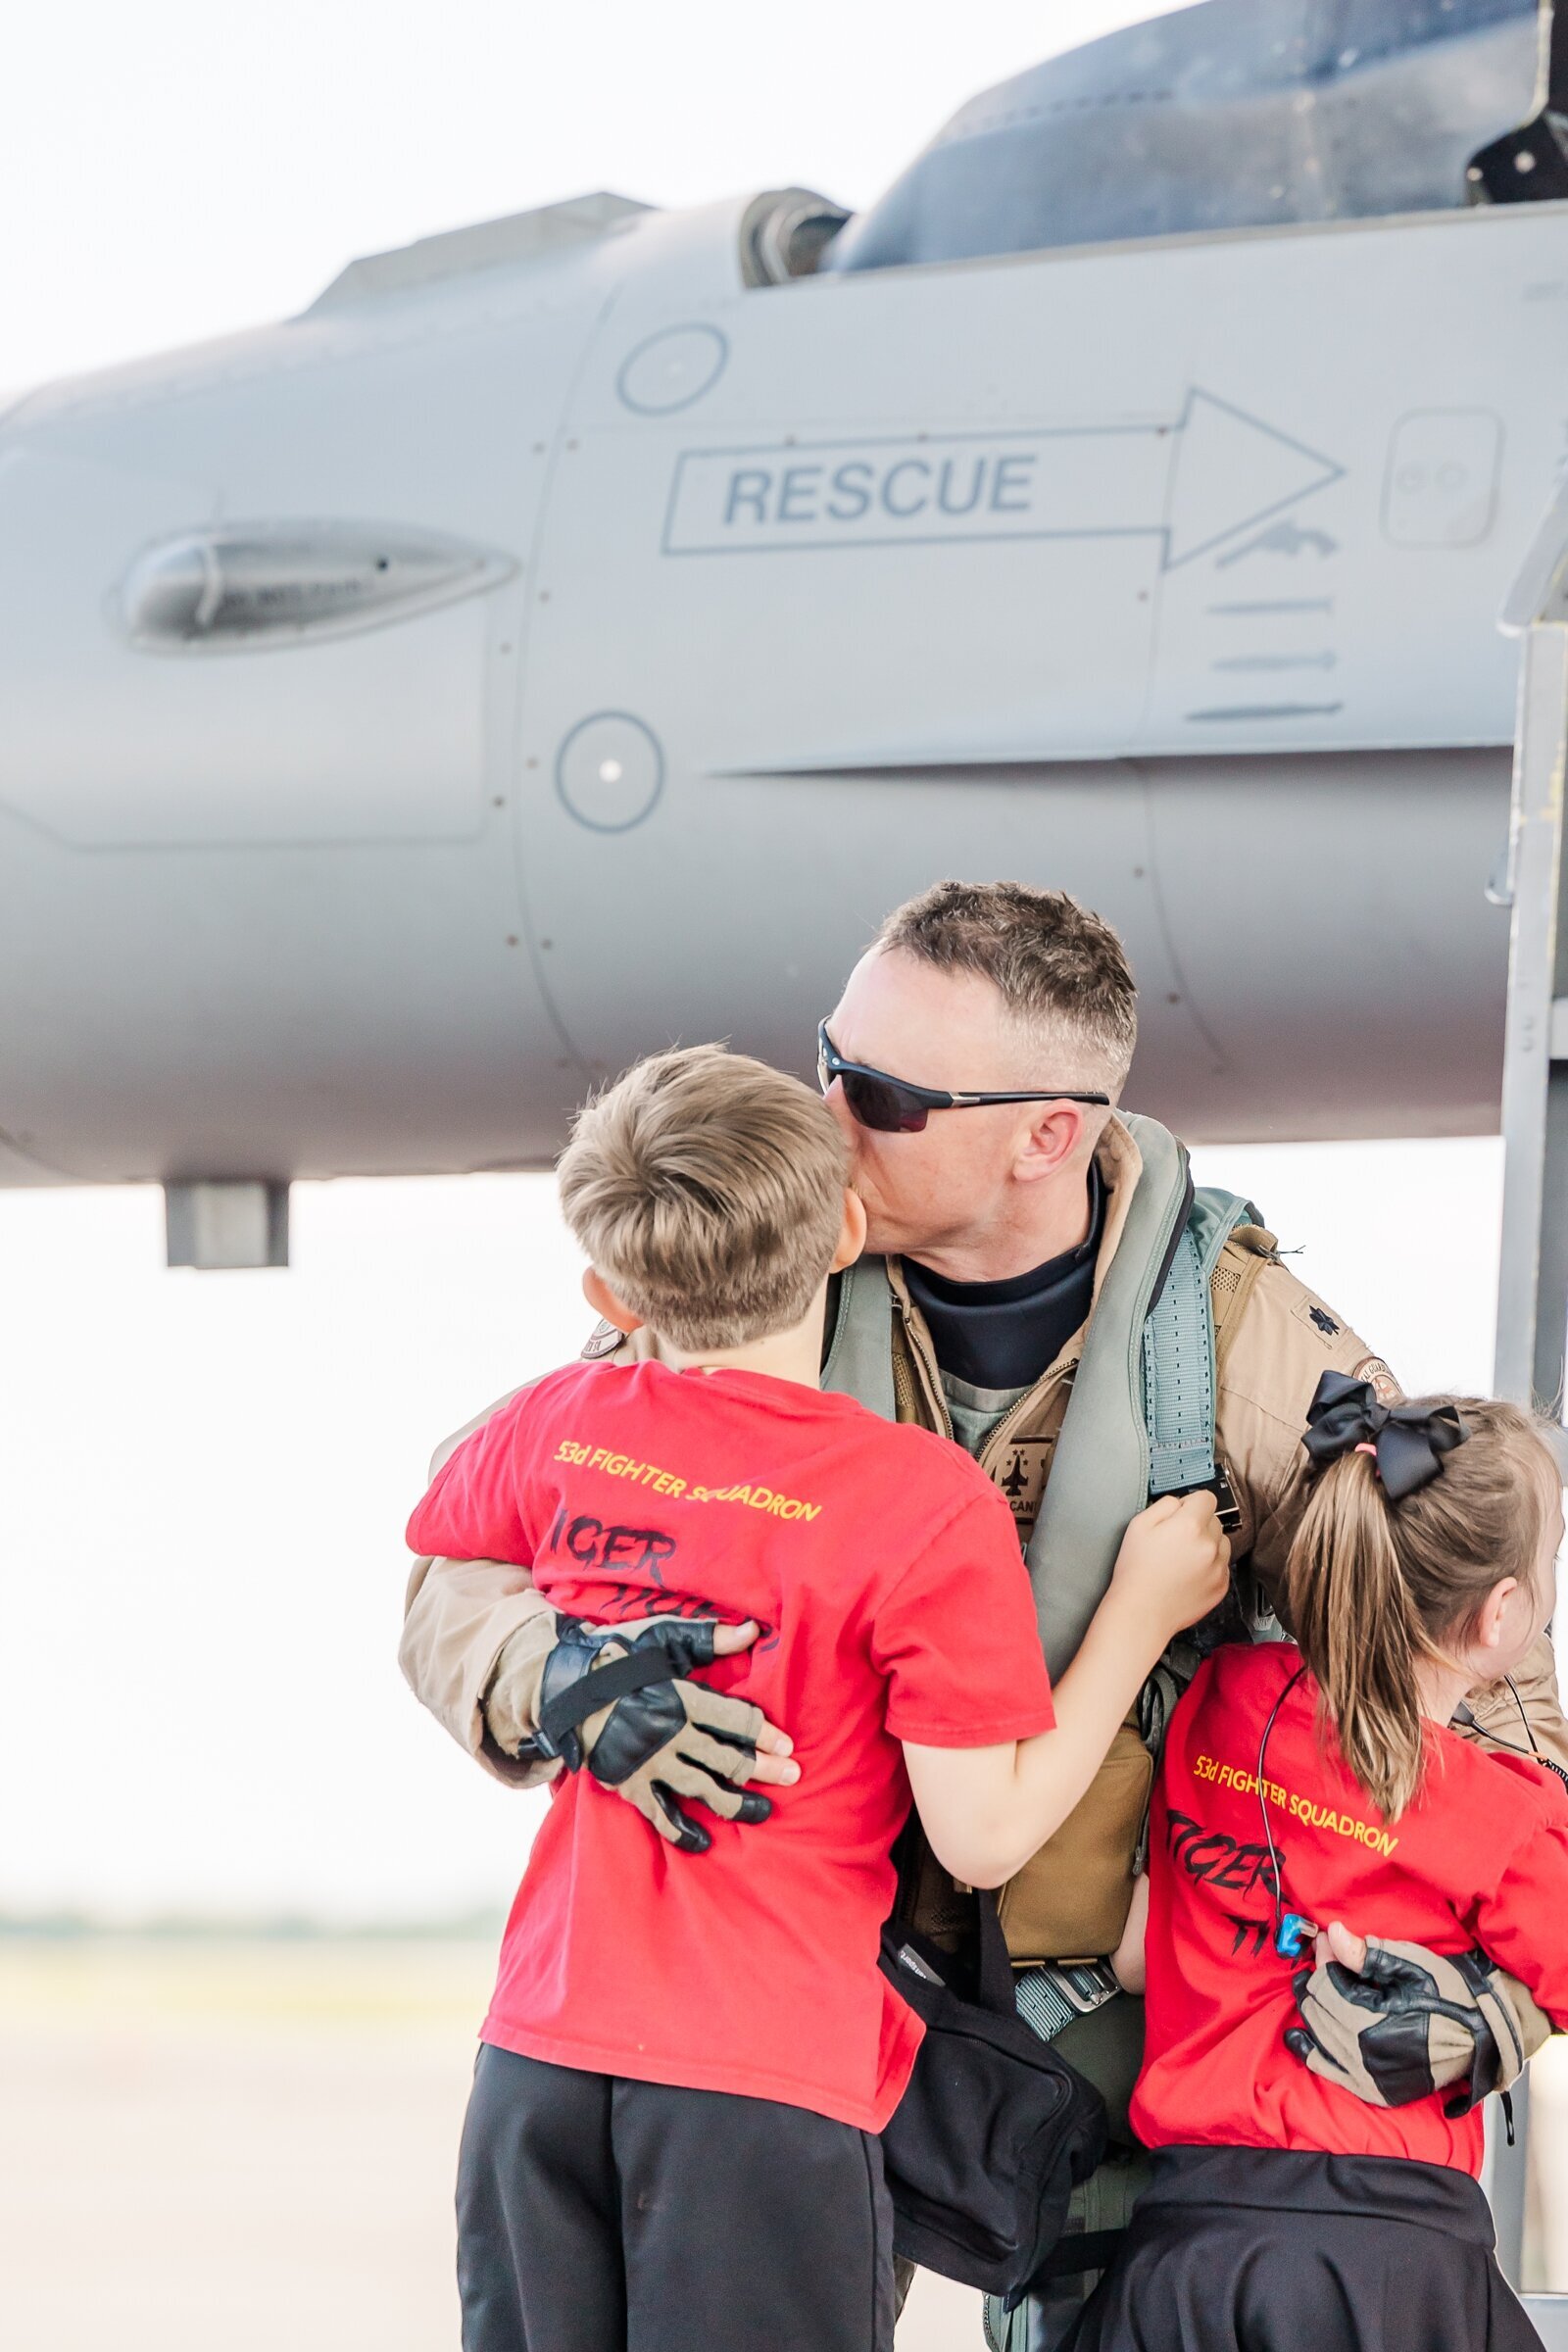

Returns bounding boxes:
[1062,2143,1544,2352]
[457,2042,896,2352]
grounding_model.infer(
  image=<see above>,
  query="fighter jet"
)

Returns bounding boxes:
[1,0,1565,1261]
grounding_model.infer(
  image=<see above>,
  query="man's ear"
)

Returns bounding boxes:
[1013,1102,1087,1185]
[831,1187,868,1274]
[583,1267,644,1333]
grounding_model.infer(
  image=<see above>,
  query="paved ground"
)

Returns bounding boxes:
[0,1937,979,2349]
[0,1937,1561,2348]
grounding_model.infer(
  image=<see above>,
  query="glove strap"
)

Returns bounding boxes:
[1442,1949,1507,2119]
[536,1648,682,1761]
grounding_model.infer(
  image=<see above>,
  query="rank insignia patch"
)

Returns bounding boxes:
[1294,1297,1344,1347]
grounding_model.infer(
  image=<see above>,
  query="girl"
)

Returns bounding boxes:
[1071,1372,1568,2352]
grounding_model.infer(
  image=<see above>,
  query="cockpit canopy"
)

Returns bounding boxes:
[825,0,1547,275]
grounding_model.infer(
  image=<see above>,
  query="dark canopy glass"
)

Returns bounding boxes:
[826,0,1544,274]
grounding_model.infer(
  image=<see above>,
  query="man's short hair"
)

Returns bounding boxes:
[558,1045,849,1352]
[878,880,1138,1096]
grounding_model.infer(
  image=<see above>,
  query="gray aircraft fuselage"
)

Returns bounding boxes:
[0,173,1562,1187]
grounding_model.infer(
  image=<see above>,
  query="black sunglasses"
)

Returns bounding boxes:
[816,1022,1109,1135]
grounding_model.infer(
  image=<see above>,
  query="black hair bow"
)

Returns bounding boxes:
[1301,1371,1468,1503]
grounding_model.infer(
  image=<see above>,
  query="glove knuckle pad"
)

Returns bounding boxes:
[587,1684,686,1786]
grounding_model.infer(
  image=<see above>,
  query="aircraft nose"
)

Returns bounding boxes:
[0,413,571,1194]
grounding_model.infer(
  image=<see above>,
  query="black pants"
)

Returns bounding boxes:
[1062,2144,1544,2352]
[457,2043,896,2352]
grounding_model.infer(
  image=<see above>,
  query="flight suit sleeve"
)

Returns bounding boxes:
[399,1550,559,1788]
[398,1380,558,1788]
[1214,1239,1396,1595]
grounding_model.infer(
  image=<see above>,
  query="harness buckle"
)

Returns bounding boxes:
[1211,1466,1244,1538]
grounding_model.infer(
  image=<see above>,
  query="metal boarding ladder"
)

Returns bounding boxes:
[1494,476,1568,2346]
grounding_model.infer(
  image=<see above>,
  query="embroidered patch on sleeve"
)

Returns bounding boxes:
[1350,1353,1401,1404]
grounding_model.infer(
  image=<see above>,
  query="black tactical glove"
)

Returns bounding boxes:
[490,1613,771,1854]
[1286,1938,1550,2114]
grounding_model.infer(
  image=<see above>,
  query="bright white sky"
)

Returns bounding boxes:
[0,0,1540,1924]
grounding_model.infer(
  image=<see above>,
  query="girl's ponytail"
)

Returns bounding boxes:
[1282,1453,1426,1818]
[1281,1390,1558,1821]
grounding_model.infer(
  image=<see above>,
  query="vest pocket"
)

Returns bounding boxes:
[996,1722,1153,1964]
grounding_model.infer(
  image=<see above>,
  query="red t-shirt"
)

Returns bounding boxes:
[407,1358,1054,2131]
[1133,1641,1568,2173]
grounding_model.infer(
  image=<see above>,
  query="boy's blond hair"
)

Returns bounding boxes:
[558,1045,850,1352]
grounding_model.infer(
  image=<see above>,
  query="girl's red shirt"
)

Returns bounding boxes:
[1134,1641,1568,2174]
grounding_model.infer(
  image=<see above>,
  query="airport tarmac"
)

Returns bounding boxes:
[0,1935,980,2348]
[2,1934,1563,2348]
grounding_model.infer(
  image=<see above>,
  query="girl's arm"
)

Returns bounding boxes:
[1460,1787,1568,2031]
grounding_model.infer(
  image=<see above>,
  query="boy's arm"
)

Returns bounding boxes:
[905,1494,1230,1888]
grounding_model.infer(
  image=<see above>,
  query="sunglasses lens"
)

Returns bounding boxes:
[842,1070,928,1134]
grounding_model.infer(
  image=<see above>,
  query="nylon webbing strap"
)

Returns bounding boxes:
[1141,1225,1217,1496]
[975,1889,1016,2016]
[1039,2229,1125,2281]
[536,1649,679,1749]
[1014,1961,1121,2044]
[1025,1113,1193,1681]
[820,1257,898,1422]
[1014,1969,1076,2041]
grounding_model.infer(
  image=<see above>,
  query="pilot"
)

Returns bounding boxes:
[402,878,1565,2349]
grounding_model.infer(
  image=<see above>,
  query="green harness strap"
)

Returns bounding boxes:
[1022,1114,1181,1679]
[1142,1224,1218,1498]
[1142,1187,1257,1501]
[1028,1120,1254,1680]
[820,1251,897,1422]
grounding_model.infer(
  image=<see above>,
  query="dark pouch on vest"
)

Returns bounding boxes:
[878,1890,1109,2310]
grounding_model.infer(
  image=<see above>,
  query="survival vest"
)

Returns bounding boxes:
[822,1112,1264,1961]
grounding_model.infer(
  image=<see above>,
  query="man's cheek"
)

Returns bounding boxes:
[844,1145,887,1219]
[855,1152,906,1230]
[843,1125,875,1183]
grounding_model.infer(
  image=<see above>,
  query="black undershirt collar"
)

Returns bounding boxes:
[904,1163,1104,1393]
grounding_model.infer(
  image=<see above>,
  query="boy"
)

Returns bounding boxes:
[406,1045,1227,2352]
